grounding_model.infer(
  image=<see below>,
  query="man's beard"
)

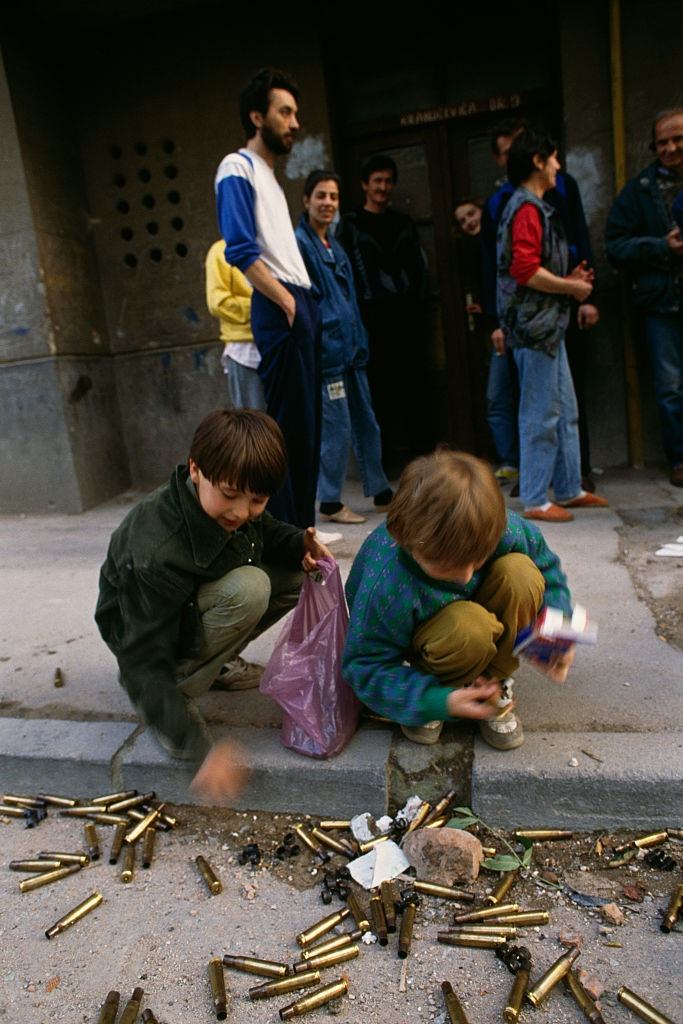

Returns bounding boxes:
[261,124,293,156]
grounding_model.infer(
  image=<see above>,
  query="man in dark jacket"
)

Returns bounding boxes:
[605,108,683,487]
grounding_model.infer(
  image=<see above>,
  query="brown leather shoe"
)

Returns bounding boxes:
[320,505,367,524]
[522,504,574,523]
[559,492,609,509]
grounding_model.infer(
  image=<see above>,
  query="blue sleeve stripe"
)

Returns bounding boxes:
[216,175,260,272]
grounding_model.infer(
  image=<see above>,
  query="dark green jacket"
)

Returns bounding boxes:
[95,465,304,759]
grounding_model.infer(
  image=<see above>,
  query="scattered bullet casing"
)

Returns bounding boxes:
[300,930,361,961]
[358,834,389,853]
[249,970,321,1000]
[370,892,388,945]
[20,863,81,893]
[293,945,358,973]
[45,890,103,939]
[504,967,530,1023]
[666,827,683,840]
[444,924,518,938]
[86,813,130,827]
[97,990,121,1024]
[425,815,449,829]
[294,823,326,859]
[92,789,138,806]
[617,986,675,1024]
[84,822,100,861]
[208,957,228,1020]
[155,808,178,830]
[318,820,350,830]
[346,891,370,932]
[660,883,683,933]
[484,870,518,906]
[109,823,127,865]
[526,947,580,1007]
[125,805,162,844]
[54,667,64,687]
[0,804,30,818]
[565,969,605,1023]
[37,793,78,807]
[10,859,63,872]
[108,791,156,813]
[380,881,397,932]
[438,932,508,949]
[485,911,549,927]
[119,986,145,1024]
[310,827,354,857]
[406,801,432,833]
[414,880,475,903]
[60,805,102,817]
[442,980,470,1024]
[297,906,350,947]
[38,851,89,866]
[3,794,47,808]
[196,855,222,895]
[142,827,156,869]
[398,901,417,959]
[513,830,573,841]
[120,843,135,883]
[279,977,348,1021]
[423,789,457,826]
[614,831,669,854]
[141,1011,158,1024]
[223,954,289,978]
[454,902,519,923]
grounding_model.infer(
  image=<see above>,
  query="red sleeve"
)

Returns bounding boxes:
[510,204,543,284]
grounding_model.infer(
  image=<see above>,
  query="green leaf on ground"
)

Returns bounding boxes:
[446,815,480,829]
[481,854,523,872]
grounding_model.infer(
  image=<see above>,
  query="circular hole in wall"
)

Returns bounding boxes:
[175,243,188,258]
[149,248,163,262]
[167,190,181,205]
[124,253,138,268]
[171,216,184,231]
[138,168,152,184]
[146,221,159,235]
[164,164,178,179]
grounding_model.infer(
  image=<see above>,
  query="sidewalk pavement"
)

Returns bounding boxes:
[1,468,681,827]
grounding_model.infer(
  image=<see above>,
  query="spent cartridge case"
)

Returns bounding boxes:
[370,892,388,945]
[279,977,348,1020]
[444,924,518,938]
[398,901,417,959]
[20,863,81,892]
[617,987,675,1024]
[484,870,519,906]
[0,804,30,818]
[380,881,397,932]
[37,793,78,807]
[109,823,127,864]
[634,831,669,849]
[125,804,162,844]
[249,970,321,1000]
[346,891,370,932]
[310,827,354,858]
[504,967,530,1023]
[300,930,361,961]
[84,822,100,861]
[666,827,683,840]
[358,834,390,853]
[565,969,605,1023]
[424,789,457,825]
[119,986,144,1024]
[425,815,449,829]
[10,859,63,872]
[513,829,573,841]
[45,890,103,939]
[141,1011,158,1024]
[297,906,350,947]
[208,957,227,1020]
[526,947,580,1007]
[406,801,432,833]
[59,805,102,817]
[142,826,156,869]
[318,820,350,830]
[107,791,156,813]
[294,823,326,859]
[3,794,47,808]
[441,980,470,1024]
[660,883,683,932]
[54,667,64,687]
[120,842,135,883]
[293,945,359,973]
[38,851,89,866]
[414,880,475,903]
[92,789,138,806]
[454,902,520,923]
[484,911,549,927]
[481,846,497,856]
[86,812,130,826]
[438,932,508,949]
[196,855,222,895]
[127,806,170,831]
[97,989,121,1024]
[223,954,289,978]
[154,807,178,830]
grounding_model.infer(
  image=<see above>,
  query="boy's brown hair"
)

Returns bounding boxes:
[387,449,506,567]
[189,409,287,494]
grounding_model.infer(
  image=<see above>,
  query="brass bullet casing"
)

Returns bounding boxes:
[661,883,683,933]
[223,954,289,978]
[141,1010,159,1024]
[438,932,508,949]
[310,827,355,858]
[300,930,361,961]
[86,813,130,827]
[119,986,145,1024]
[292,945,359,973]
[0,804,30,818]
[504,967,530,1023]
[513,830,573,841]
[3,794,47,808]
[20,863,81,893]
[484,870,519,906]
[96,989,121,1024]
[279,977,349,1021]
[423,789,457,826]
[294,823,326,859]
[481,846,497,857]
[155,807,178,830]
[60,805,103,817]
[45,890,103,939]
[442,980,470,1024]
[617,986,675,1024]
[634,831,669,849]
[125,804,162,844]
[108,791,156,813]
[485,911,549,927]
[297,906,350,947]
[565,969,605,1023]
[346,891,370,932]
[127,806,170,831]
[92,789,138,806]
[10,859,63,872]
[208,957,228,1020]
[444,924,518,938]
[37,793,78,808]
[406,802,432,834]
[526,947,580,1007]
[425,816,449,829]
[381,881,397,933]
[358,834,389,853]
[370,891,388,945]
[667,827,683,840]
[54,667,64,687]
[38,851,89,866]
[142,827,156,869]
[109,823,127,864]
[398,901,417,959]
[249,970,321,1000]
[318,820,350,830]
[84,822,100,861]
[120,842,135,883]
[454,902,520,924]
[196,855,222,895]
[414,880,476,903]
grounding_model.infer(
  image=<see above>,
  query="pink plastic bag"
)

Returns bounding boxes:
[259,557,360,758]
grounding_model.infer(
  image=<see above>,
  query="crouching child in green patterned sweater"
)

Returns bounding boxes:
[342,449,574,749]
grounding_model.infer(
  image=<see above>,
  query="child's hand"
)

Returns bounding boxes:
[190,740,248,804]
[302,526,332,571]
[446,677,502,719]
[528,644,576,683]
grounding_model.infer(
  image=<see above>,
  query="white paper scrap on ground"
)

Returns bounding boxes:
[398,795,424,822]
[376,815,394,834]
[655,541,683,556]
[350,812,376,842]
[348,840,411,889]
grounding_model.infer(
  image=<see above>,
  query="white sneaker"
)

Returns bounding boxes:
[479,677,524,750]
[401,720,444,745]
[315,529,343,545]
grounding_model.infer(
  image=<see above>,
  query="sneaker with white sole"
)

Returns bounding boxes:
[315,529,343,545]
[401,720,444,745]
[211,656,263,691]
[478,677,524,750]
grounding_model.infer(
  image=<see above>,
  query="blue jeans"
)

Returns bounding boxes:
[644,312,683,466]
[513,341,582,508]
[224,355,266,411]
[486,350,519,467]
[318,368,390,503]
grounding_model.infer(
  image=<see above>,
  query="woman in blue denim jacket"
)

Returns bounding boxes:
[295,170,392,524]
